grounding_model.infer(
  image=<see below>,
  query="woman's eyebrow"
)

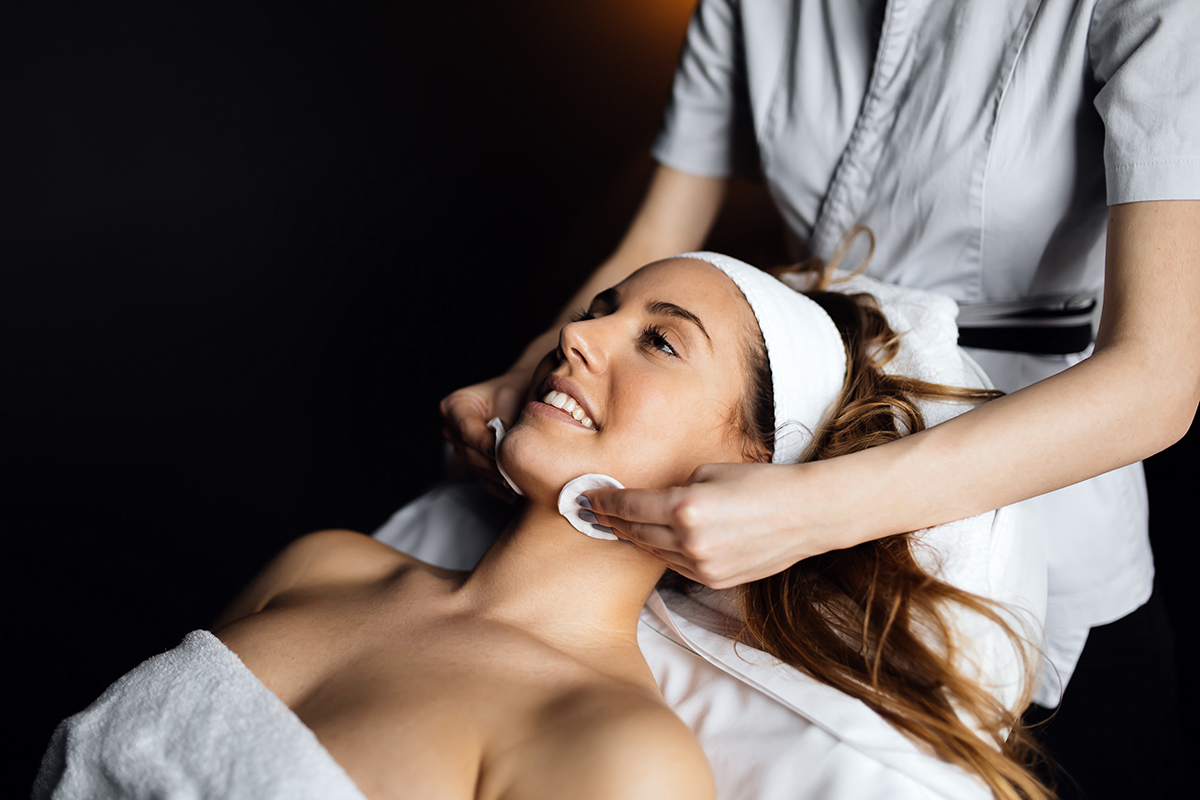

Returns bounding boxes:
[647,301,712,347]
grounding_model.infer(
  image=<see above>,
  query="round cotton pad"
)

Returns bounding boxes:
[486,417,525,497]
[557,474,625,540]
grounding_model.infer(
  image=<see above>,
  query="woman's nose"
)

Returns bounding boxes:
[559,318,610,373]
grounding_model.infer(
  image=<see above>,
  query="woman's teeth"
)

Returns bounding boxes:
[542,389,596,429]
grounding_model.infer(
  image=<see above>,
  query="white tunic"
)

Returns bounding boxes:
[652,0,1200,704]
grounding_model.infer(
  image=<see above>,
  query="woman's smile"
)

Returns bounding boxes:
[523,372,600,431]
[541,389,596,428]
[540,376,598,429]
[525,396,596,430]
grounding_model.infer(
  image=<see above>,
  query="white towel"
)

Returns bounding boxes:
[33,630,366,800]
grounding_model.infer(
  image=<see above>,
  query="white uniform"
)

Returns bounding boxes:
[652,0,1200,705]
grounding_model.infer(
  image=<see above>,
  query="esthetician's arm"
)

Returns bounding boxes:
[587,200,1200,587]
[440,165,727,493]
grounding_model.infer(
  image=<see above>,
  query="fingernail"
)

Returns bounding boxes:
[591,523,614,535]
[578,509,597,523]
[576,495,591,509]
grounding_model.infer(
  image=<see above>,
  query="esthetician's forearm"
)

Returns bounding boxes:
[819,200,1200,548]
[509,165,729,376]
[821,344,1196,547]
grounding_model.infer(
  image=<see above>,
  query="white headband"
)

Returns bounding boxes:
[676,252,847,464]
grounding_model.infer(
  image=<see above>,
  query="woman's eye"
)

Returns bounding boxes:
[643,326,678,357]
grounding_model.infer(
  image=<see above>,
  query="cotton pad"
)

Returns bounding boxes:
[486,417,525,496]
[557,474,624,540]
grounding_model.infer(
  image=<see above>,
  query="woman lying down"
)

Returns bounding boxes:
[34,252,1051,800]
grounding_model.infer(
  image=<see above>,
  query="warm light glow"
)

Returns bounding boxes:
[610,0,699,37]
[509,1,698,138]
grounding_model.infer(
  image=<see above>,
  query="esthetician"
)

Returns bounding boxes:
[441,1,1199,795]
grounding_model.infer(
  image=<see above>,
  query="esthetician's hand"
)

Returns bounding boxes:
[586,461,856,589]
[440,369,529,497]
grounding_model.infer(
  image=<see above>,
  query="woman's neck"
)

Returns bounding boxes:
[457,502,666,654]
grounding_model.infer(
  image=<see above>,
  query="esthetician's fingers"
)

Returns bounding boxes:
[587,462,813,589]
[441,393,504,497]
[440,391,495,455]
[441,372,530,497]
[587,519,712,585]
[584,487,695,551]
[441,419,505,497]
[441,415,500,484]
[440,428,512,502]
[588,490,748,586]
[440,374,527,450]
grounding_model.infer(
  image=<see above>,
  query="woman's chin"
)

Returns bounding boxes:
[496,432,588,506]
[505,471,571,511]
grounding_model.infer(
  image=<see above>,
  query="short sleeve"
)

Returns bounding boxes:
[651,0,760,179]
[1089,0,1200,204]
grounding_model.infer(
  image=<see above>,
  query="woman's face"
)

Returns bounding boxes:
[499,258,762,501]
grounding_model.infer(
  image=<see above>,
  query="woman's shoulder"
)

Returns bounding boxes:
[506,687,715,800]
[270,529,438,584]
[213,530,459,629]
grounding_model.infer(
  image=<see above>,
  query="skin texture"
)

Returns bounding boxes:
[215,260,762,800]
[441,167,1200,588]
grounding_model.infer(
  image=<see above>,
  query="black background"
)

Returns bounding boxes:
[3,2,1194,794]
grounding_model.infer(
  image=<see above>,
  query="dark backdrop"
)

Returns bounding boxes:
[3,2,1194,794]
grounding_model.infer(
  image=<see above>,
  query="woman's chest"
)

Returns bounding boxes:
[223,599,599,800]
